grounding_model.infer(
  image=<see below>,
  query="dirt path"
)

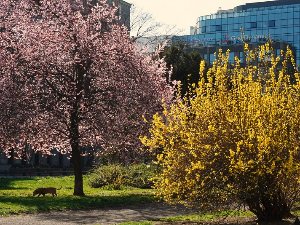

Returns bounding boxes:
[0,202,197,225]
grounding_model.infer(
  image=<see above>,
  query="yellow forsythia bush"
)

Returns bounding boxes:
[141,41,300,221]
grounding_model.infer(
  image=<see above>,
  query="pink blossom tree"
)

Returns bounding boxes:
[0,0,174,195]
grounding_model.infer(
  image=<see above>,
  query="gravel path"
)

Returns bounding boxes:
[0,202,196,225]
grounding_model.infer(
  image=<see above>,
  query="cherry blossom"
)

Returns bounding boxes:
[0,0,175,195]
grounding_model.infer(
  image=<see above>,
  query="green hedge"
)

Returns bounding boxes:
[88,163,162,189]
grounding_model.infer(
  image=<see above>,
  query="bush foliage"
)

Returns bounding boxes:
[88,163,162,189]
[160,41,208,96]
[141,41,300,221]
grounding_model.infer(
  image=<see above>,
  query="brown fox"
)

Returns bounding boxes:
[33,186,62,197]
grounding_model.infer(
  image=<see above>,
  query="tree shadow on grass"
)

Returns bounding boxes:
[0,194,157,213]
[0,178,35,190]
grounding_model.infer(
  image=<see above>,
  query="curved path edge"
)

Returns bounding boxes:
[0,202,197,225]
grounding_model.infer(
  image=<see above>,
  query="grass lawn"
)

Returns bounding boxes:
[117,211,257,225]
[118,211,300,225]
[1,176,300,224]
[0,175,156,216]
[117,208,300,225]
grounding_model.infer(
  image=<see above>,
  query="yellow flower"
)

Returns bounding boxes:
[141,40,300,218]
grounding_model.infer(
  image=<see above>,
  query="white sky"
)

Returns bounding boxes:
[126,0,266,34]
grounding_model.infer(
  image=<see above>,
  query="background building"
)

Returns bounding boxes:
[82,0,131,30]
[175,0,300,68]
[106,0,131,30]
[119,0,131,30]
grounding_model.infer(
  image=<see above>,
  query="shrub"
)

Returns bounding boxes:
[141,41,300,221]
[88,163,161,189]
[128,163,162,189]
[88,164,128,189]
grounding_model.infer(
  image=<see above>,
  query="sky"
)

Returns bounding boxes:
[126,0,266,34]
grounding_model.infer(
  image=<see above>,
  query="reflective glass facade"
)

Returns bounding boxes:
[174,0,300,66]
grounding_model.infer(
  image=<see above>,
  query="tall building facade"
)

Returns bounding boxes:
[119,0,131,30]
[83,0,131,30]
[106,0,131,30]
[174,0,300,67]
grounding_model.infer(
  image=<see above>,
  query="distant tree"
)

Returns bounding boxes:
[142,42,300,221]
[130,5,163,40]
[130,5,182,47]
[0,0,174,196]
[160,41,208,96]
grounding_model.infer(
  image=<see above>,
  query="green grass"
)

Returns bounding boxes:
[157,210,255,223]
[1,176,299,224]
[118,209,299,224]
[0,176,156,216]
[118,222,153,225]
[116,211,255,225]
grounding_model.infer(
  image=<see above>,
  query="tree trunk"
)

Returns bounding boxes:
[72,142,84,196]
[246,191,291,221]
[70,109,85,196]
[70,58,87,196]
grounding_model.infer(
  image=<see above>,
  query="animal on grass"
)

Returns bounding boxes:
[33,186,62,197]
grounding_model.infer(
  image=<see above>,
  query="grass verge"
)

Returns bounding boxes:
[157,210,255,222]
[118,210,300,225]
[0,176,156,216]
[1,176,299,224]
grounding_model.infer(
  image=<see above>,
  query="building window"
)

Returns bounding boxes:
[276,49,281,58]
[240,52,244,63]
[268,20,275,27]
[216,25,222,31]
[210,53,216,64]
[201,26,206,33]
[229,52,234,64]
[251,22,257,28]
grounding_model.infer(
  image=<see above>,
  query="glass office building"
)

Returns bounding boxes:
[173,0,300,67]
